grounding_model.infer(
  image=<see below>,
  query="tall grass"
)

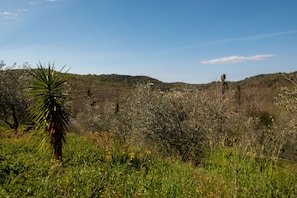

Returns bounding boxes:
[1,132,296,197]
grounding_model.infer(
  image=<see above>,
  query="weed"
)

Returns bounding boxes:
[1,132,297,197]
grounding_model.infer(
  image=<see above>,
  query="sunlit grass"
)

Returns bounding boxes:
[1,132,296,197]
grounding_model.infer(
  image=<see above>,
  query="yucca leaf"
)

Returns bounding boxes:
[29,62,70,161]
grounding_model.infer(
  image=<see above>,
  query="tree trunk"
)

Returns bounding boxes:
[50,123,63,161]
[11,105,19,133]
[54,141,63,161]
[4,105,19,133]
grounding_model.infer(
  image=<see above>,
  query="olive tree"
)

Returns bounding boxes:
[0,61,31,132]
[274,73,297,160]
[127,84,234,162]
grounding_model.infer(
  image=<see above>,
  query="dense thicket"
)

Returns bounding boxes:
[72,77,297,162]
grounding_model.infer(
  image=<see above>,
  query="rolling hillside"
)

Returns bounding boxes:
[2,69,295,114]
[68,71,296,114]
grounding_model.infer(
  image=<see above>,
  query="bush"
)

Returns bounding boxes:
[71,81,297,163]
[125,84,235,163]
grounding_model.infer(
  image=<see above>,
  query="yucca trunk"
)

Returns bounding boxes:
[49,122,64,160]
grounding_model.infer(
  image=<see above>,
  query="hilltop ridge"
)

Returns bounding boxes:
[67,71,296,113]
[1,69,295,112]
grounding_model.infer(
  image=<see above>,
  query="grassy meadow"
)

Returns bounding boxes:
[1,131,296,197]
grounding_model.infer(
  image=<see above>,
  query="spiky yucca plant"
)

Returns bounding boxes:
[29,62,70,161]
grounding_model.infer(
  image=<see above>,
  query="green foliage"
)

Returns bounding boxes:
[1,133,296,197]
[124,84,234,162]
[201,147,297,197]
[29,62,70,161]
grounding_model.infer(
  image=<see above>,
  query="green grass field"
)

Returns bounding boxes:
[1,131,296,197]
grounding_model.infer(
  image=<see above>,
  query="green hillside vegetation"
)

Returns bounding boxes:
[1,132,296,197]
[1,63,297,197]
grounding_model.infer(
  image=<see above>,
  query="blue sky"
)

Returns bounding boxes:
[1,0,297,83]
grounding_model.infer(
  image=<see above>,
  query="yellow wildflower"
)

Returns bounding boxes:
[144,149,151,155]
[129,152,135,160]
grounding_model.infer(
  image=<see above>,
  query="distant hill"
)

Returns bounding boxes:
[2,69,295,114]
[68,72,296,114]
[68,73,171,111]
[236,72,296,112]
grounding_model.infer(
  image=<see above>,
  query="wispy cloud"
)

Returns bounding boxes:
[208,31,297,45]
[1,11,19,20]
[1,0,57,20]
[18,9,29,12]
[30,1,43,6]
[1,8,29,20]
[30,0,57,6]
[157,30,297,54]
[200,54,275,64]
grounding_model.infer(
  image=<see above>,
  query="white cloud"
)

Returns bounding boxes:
[1,0,56,20]
[30,0,57,6]
[30,1,42,5]
[1,11,18,20]
[1,8,30,20]
[200,54,275,64]
[17,9,29,12]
